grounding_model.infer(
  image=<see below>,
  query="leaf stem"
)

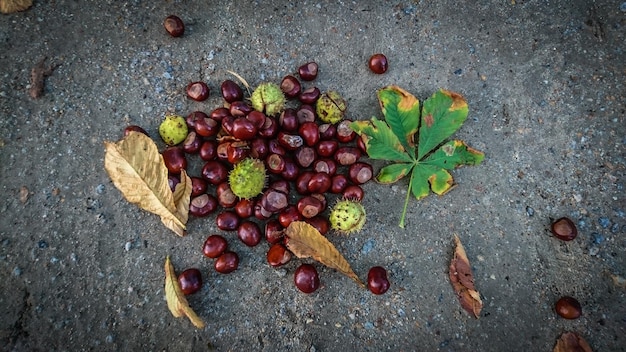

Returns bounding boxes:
[398,169,414,228]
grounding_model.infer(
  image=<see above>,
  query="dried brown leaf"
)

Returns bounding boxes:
[0,0,32,14]
[104,131,189,236]
[553,332,593,352]
[164,256,205,328]
[449,234,483,318]
[284,221,364,286]
[19,186,29,204]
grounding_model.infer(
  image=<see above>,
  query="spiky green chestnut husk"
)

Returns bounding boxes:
[329,199,366,234]
[228,158,266,199]
[250,82,286,116]
[316,91,346,124]
[159,115,188,146]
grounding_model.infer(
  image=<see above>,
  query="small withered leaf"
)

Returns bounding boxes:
[164,256,205,328]
[449,234,483,318]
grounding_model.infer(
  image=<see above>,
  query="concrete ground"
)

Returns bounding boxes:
[1,1,625,351]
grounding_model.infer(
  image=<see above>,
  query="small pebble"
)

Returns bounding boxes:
[38,240,48,249]
[621,2,626,12]
[526,206,534,217]
[361,239,376,254]
[454,68,463,75]
[611,223,619,233]
[588,246,600,256]
[12,266,21,276]
[95,184,105,194]
[364,322,374,330]
[591,232,604,244]
[598,217,610,228]
[124,241,132,252]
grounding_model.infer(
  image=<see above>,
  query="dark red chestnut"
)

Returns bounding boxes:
[235,199,255,219]
[199,140,217,161]
[194,116,219,137]
[216,211,240,231]
[182,131,201,154]
[551,217,578,241]
[307,172,331,194]
[349,162,373,184]
[231,117,257,140]
[226,141,250,164]
[246,111,267,129]
[555,296,582,319]
[249,138,269,159]
[186,81,210,101]
[296,171,314,195]
[229,100,253,117]
[123,125,148,137]
[280,158,299,181]
[280,75,302,98]
[278,205,302,228]
[317,140,338,158]
[297,196,324,218]
[334,147,361,165]
[202,234,228,258]
[189,194,218,217]
[217,182,237,208]
[330,174,349,194]
[201,161,228,185]
[265,219,284,244]
[318,123,336,140]
[336,119,356,143]
[279,108,299,132]
[305,216,330,236]
[294,264,320,293]
[209,107,231,122]
[367,266,390,294]
[214,251,239,274]
[313,159,337,175]
[178,268,202,295]
[295,147,316,168]
[237,221,262,247]
[368,53,388,74]
[164,15,185,37]
[299,86,321,104]
[299,121,320,147]
[220,79,244,103]
[298,62,319,81]
[191,177,208,197]
[277,132,303,151]
[296,104,316,124]
[267,243,292,267]
[342,185,364,201]
[168,174,180,192]
[162,147,187,174]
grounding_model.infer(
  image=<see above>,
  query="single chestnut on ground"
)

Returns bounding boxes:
[177,268,202,295]
[294,264,320,293]
[214,251,239,274]
[186,81,210,101]
[163,15,185,37]
[367,266,390,295]
[555,296,582,319]
[368,53,388,74]
[551,217,578,241]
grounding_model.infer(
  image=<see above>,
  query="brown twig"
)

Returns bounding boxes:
[28,57,59,99]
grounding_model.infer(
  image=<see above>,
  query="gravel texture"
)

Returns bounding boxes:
[1,1,625,351]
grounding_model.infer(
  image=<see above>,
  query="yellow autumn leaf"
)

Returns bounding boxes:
[449,234,483,318]
[103,131,189,236]
[284,221,364,287]
[0,0,32,14]
[164,256,205,328]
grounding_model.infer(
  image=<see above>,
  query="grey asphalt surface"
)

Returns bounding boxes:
[1,1,625,351]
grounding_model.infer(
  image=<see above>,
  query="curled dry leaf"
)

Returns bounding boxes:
[449,234,483,318]
[164,256,205,328]
[0,0,32,14]
[19,186,29,204]
[284,221,364,287]
[104,131,191,236]
[553,332,593,352]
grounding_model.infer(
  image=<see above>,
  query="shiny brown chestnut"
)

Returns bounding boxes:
[342,185,364,201]
[267,243,292,267]
[278,205,302,228]
[368,53,388,74]
[123,125,148,137]
[279,108,299,132]
[164,15,185,37]
[162,147,187,174]
[299,121,320,147]
[334,147,361,165]
[296,171,315,195]
[307,172,331,194]
[367,266,390,294]
[299,86,321,104]
[349,162,373,184]
[216,182,237,208]
[317,140,338,158]
[280,75,302,98]
[186,111,208,130]
[231,117,258,140]
[305,216,330,236]
[237,221,262,247]
[214,251,239,274]
[229,100,253,117]
[189,194,218,217]
[199,140,217,161]
[246,111,267,129]
[336,119,356,143]
[313,159,337,175]
[209,107,231,122]
[298,62,319,81]
[330,174,349,194]
[178,268,202,295]
[555,296,582,319]
[190,177,208,197]
[295,147,316,168]
[234,199,254,219]
[186,81,210,101]
[216,211,240,231]
[220,79,243,103]
[194,116,219,137]
[551,217,578,241]
[226,141,250,164]
[297,196,324,218]
[202,234,228,258]
[293,264,320,293]
[182,131,202,154]
[318,123,336,140]
[201,160,228,185]
[265,219,284,244]
[280,158,299,181]
[249,138,269,159]
[296,104,316,124]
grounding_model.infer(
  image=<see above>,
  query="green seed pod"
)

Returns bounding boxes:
[159,115,188,146]
[250,82,286,116]
[228,158,266,199]
[329,199,366,234]
[316,91,346,124]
